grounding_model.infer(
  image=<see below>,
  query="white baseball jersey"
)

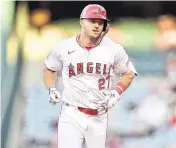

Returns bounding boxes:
[44,35,137,108]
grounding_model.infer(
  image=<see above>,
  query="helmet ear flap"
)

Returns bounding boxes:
[103,21,110,33]
[103,21,107,31]
[100,23,110,38]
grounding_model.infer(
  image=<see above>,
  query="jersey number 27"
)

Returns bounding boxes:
[98,76,110,90]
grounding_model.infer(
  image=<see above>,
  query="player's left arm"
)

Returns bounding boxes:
[115,71,135,95]
[113,45,137,95]
[106,46,137,109]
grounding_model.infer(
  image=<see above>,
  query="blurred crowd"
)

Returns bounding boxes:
[5,3,176,148]
[7,4,176,62]
[155,14,176,52]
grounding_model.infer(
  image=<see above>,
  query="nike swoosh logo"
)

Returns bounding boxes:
[68,50,75,54]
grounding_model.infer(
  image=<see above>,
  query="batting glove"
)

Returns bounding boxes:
[48,87,61,106]
[103,90,120,109]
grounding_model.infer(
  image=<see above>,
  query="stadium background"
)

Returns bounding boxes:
[1,1,176,148]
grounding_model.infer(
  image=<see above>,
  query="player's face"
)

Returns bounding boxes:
[80,19,104,41]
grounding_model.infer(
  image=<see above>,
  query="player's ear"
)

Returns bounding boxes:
[79,19,83,28]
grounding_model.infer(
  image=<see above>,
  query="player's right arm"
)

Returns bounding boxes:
[43,44,63,105]
[43,66,57,89]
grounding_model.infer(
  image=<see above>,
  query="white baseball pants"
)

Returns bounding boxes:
[57,103,108,148]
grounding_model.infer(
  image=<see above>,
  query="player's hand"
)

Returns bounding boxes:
[48,87,61,106]
[103,90,120,109]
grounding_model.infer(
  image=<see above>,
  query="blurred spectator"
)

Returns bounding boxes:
[30,9,51,29]
[155,14,176,52]
[129,80,176,128]
[131,94,169,128]
[21,8,65,61]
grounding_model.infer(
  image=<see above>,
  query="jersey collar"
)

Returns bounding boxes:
[76,34,103,50]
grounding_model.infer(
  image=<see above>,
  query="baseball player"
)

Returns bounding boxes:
[43,4,137,148]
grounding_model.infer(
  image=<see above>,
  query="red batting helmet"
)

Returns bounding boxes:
[80,4,109,31]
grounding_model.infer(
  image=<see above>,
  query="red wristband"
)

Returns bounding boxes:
[115,82,126,95]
